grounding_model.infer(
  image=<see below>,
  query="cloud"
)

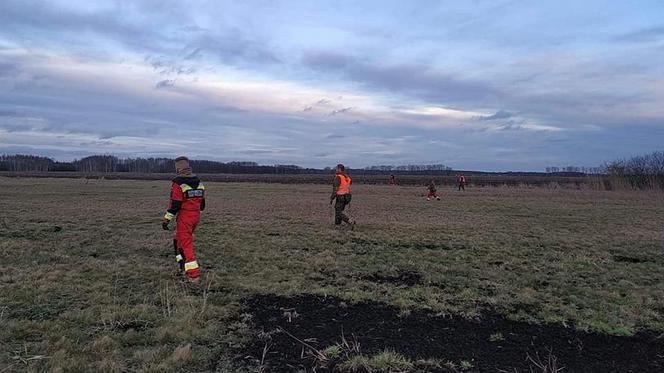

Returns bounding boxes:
[479,110,513,121]
[183,48,203,60]
[155,79,175,89]
[0,0,280,70]
[238,149,276,155]
[329,107,353,116]
[182,30,280,66]
[146,56,197,76]
[303,51,502,105]
[303,49,664,135]
[0,59,20,77]
[483,120,563,133]
[181,25,207,33]
[0,0,169,53]
[614,25,664,43]
[0,109,25,117]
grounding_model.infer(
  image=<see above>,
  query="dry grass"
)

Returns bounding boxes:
[1,177,663,371]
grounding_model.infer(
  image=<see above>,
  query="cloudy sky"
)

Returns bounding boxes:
[0,0,662,170]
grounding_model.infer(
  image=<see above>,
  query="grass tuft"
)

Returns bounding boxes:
[172,343,192,362]
[339,350,414,372]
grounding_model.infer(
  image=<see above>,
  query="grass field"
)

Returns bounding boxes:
[1,177,663,372]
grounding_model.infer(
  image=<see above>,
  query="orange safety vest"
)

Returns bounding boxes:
[336,173,352,195]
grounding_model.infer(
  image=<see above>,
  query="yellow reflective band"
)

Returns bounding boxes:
[164,212,175,221]
[175,255,183,262]
[184,261,199,271]
[198,184,205,190]
[180,184,193,192]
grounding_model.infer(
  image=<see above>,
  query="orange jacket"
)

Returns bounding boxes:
[335,173,352,195]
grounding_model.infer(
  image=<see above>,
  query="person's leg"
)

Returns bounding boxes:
[334,198,344,225]
[177,213,200,280]
[173,236,184,273]
[340,195,351,223]
[343,195,352,223]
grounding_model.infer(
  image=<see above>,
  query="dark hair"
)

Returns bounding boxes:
[336,163,345,171]
[175,156,189,162]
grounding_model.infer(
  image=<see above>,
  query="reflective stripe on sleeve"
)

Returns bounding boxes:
[184,261,199,271]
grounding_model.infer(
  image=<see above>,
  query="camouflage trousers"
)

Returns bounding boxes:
[334,194,352,225]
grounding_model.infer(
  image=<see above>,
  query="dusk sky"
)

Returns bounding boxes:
[0,1,662,171]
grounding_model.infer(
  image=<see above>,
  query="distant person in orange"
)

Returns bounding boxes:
[427,179,440,201]
[330,163,355,227]
[388,174,396,185]
[458,174,466,191]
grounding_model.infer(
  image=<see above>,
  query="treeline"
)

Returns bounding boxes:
[0,155,458,174]
[2,152,663,190]
[0,155,315,174]
[363,164,452,172]
[604,151,664,190]
[0,155,76,172]
[546,166,602,174]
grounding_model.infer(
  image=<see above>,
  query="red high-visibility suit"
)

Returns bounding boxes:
[458,175,466,191]
[427,182,440,200]
[164,176,205,279]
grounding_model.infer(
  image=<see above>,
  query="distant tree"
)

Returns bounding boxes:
[0,154,54,171]
[365,164,452,173]
[604,151,664,189]
[73,155,120,173]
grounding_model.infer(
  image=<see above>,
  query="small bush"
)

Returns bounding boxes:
[322,344,342,360]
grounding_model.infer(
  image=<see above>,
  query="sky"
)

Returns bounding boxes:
[0,0,662,171]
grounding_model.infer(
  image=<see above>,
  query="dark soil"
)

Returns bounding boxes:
[613,255,652,264]
[242,294,664,372]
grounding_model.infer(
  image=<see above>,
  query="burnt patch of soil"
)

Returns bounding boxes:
[362,270,423,287]
[613,255,652,264]
[242,294,664,372]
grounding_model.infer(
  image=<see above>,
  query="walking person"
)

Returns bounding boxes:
[162,156,206,285]
[458,174,466,191]
[330,163,355,228]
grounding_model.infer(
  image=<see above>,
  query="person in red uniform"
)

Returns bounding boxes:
[162,156,205,283]
[458,174,466,191]
[427,179,440,201]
